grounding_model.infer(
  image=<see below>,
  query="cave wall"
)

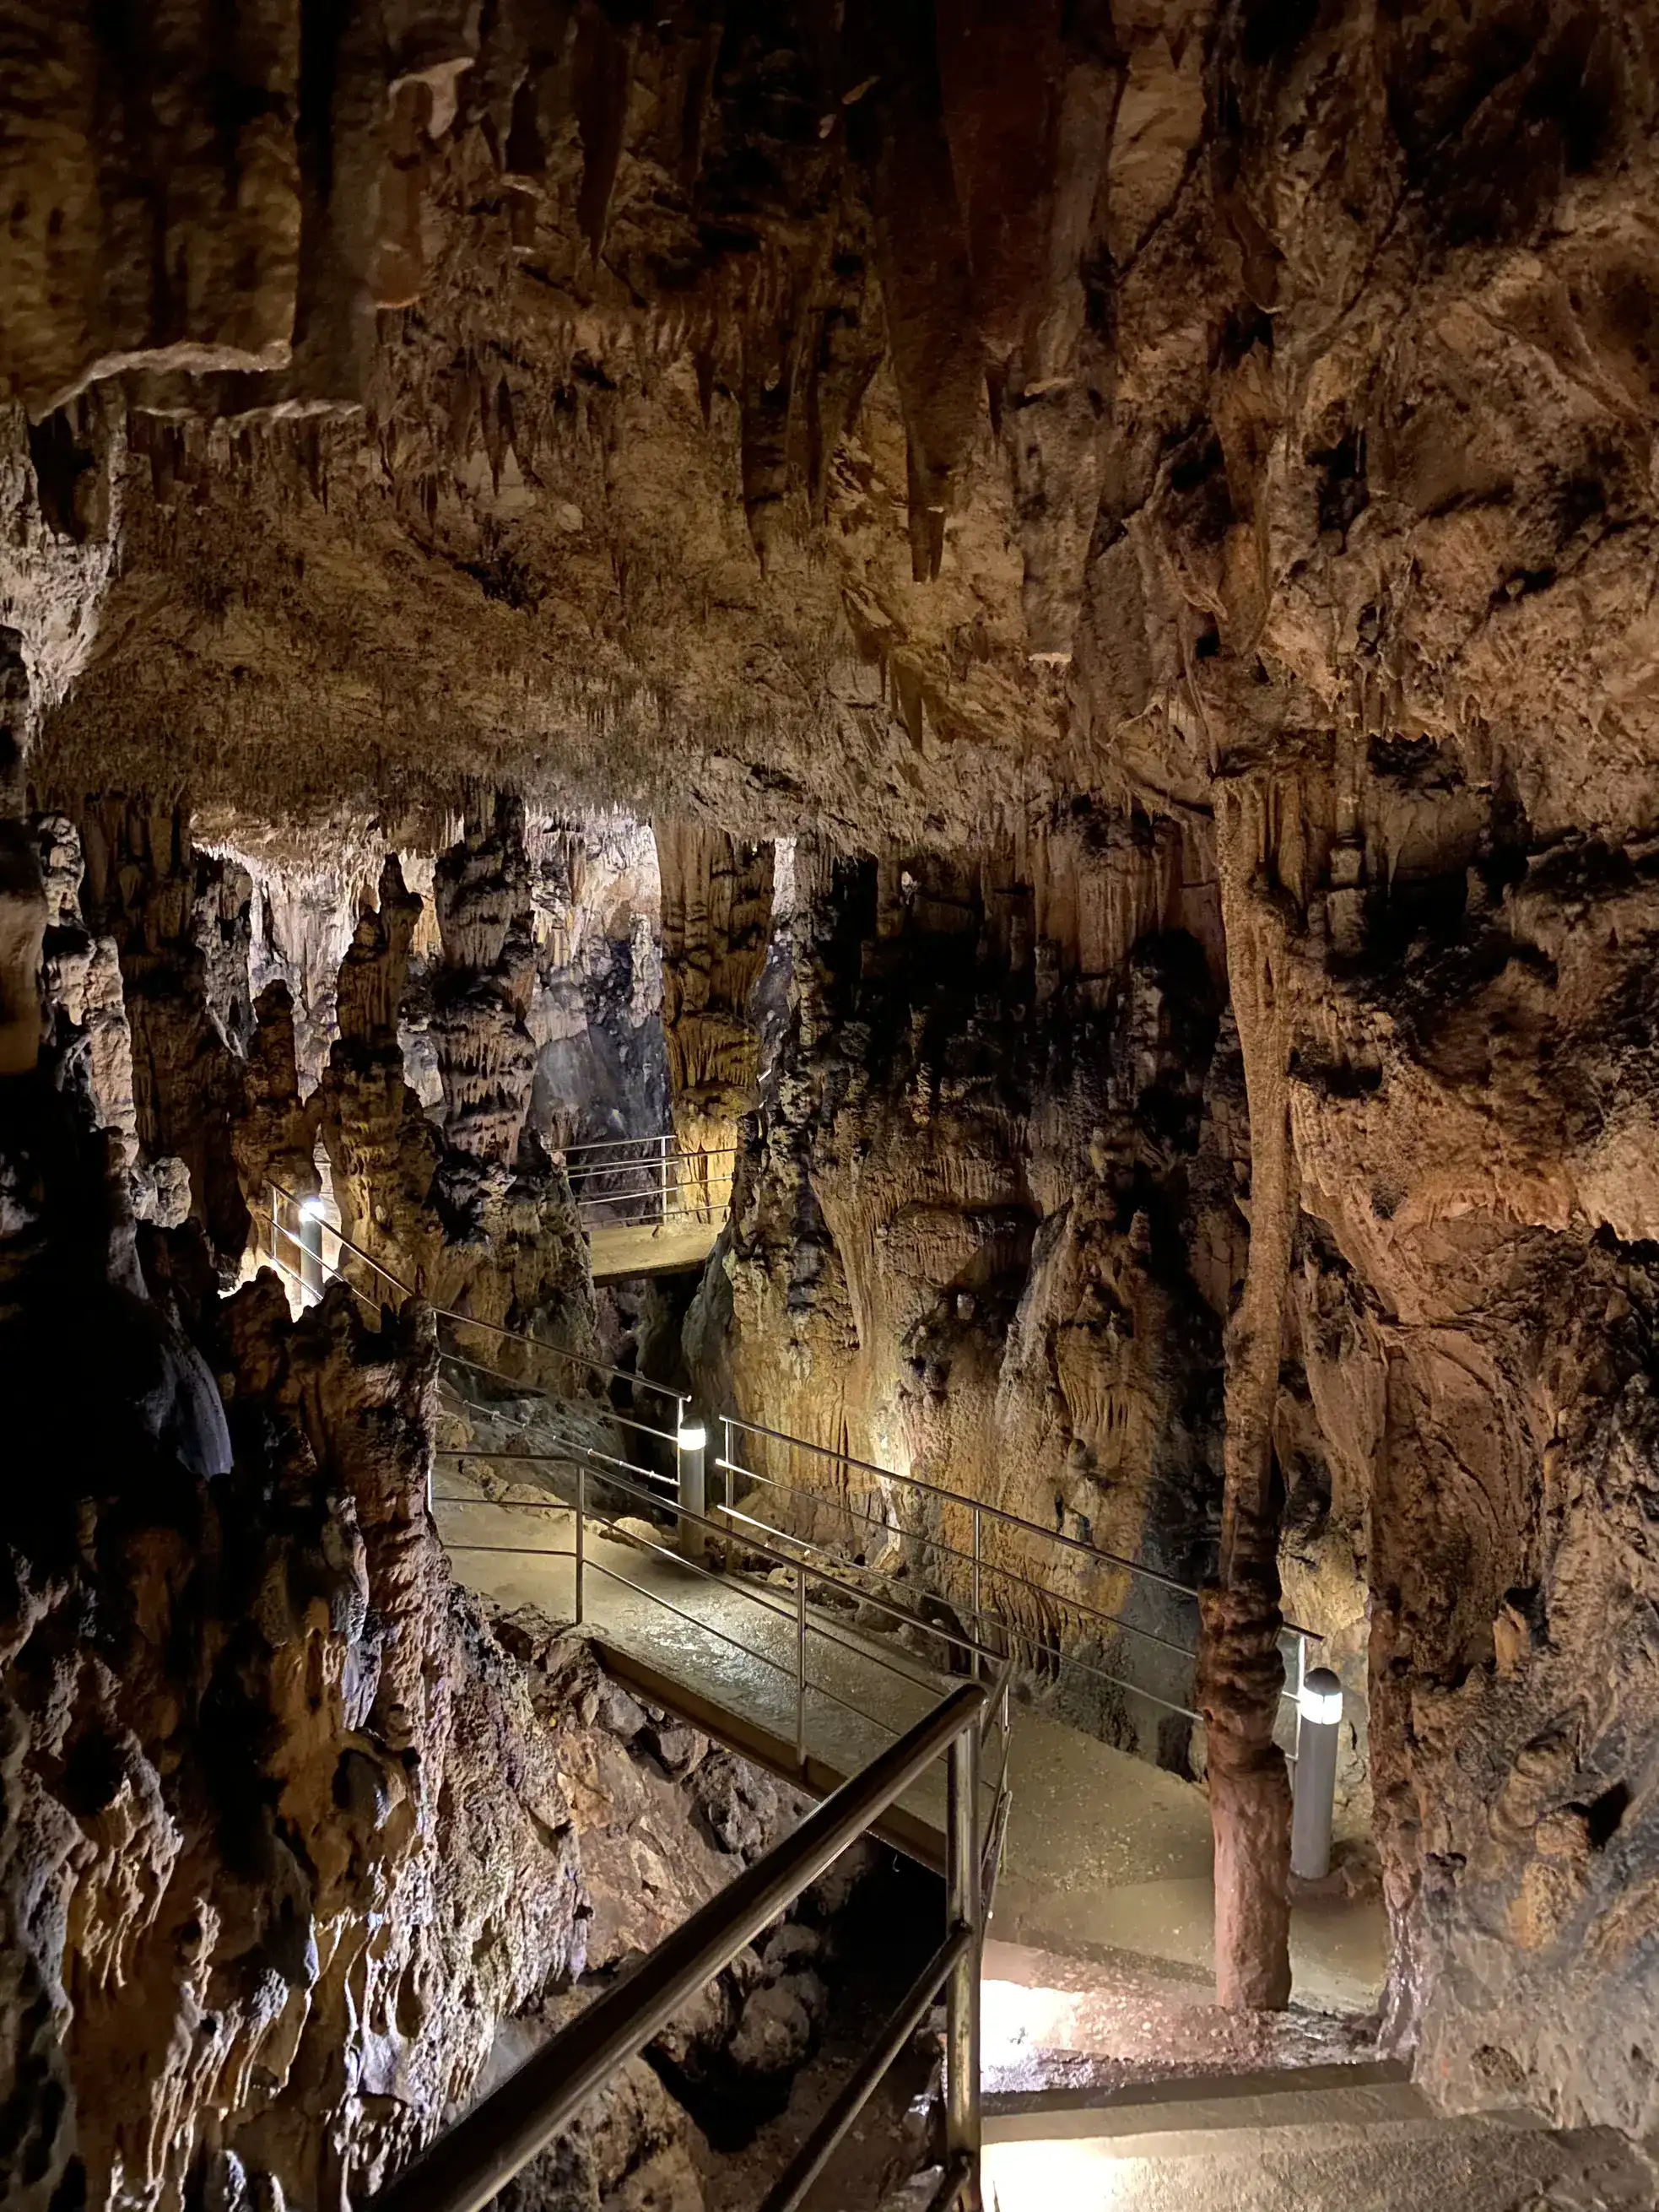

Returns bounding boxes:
[0,808,874,2211]
[656,822,775,1209]
[697,814,1235,1756]
[3,0,1659,2149]
[523,811,667,1154]
[1,810,589,2210]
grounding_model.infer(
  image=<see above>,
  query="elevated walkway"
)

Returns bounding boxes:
[269,1186,1395,2211]
[561,1133,735,1281]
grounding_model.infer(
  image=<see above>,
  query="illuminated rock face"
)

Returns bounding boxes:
[0,819,842,2209]
[3,0,1659,2162]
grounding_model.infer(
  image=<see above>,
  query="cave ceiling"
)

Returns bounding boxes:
[3,1,1655,855]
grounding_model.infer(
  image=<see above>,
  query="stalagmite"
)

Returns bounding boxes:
[1197,777,1300,2010]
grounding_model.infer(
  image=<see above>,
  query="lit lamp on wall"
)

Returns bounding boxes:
[1291,1665,1344,1881]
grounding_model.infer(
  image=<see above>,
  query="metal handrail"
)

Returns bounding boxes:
[267,1184,689,1414]
[727,1413,1211,1610]
[564,1152,741,1181]
[719,1454,1197,1658]
[561,1134,742,1164]
[361,1683,987,2212]
[759,1925,973,2212]
[433,1457,1005,1760]
[717,1424,1313,1730]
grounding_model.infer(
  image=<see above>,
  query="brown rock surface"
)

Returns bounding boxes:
[5,0,1659,2160]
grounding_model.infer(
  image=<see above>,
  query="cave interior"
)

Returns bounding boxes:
[5,3,1659,2209]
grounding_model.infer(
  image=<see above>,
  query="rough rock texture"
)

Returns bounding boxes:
[522,811,667,1154]
[0,834,876,2210]
[76,803,254,1272]
[4,0,1659,2150]
[694,821,1229,1757]
[0,814,589,2211]
[312,823,598,1385]
[656,825,774,1209]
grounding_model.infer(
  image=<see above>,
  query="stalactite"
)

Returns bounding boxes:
[75,803,251,1275]
[848,0,985,583]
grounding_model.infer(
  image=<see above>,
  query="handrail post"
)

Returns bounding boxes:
[576,1463,586,1625]
[795,1561,808,1771]
[660,1132,670,1224]
[721,1414,734,1573]
[970,1506,981,1679]
[946,1720,981,2200]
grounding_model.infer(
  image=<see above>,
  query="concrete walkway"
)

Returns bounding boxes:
[585,1215,721,1281]
[434,1481,1386,2019]
[981,2110,1655,2212]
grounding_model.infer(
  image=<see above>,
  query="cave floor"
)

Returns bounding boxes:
[436,1480,1387,2025]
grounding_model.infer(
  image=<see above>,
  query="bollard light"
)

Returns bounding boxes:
[1299,1672,1343,1726]
[300,1193,327,1220]
[677,1422,707,1566]
[1291,1665,1343,1882]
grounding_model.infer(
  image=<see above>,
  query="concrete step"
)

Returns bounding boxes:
[981,2101,1654,2212]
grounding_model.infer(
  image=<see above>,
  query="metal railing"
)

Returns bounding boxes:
[561,1132,739,1231]
[434,1440,1015,1835]
[269,1175,1316,1754]
[265,1181,691,1430]
[267,1178,1017,1861]
[364,1681,989,2212]
[715,1413,1321,1757]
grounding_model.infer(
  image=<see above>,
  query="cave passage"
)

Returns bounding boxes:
[5,6,1659,2210]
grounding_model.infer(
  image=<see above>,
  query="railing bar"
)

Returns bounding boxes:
[719,1463,1200,1659]
[716,1507,1226,1715]
[580,1566,805,1685]
[364,1681,987,2212]
[563,1137,741,1160]
[436,1344,682,1426]
[576,1511,947,1715]
[440,1509,930,1740]
[446,1467,1202,1719]
[445,1387,684,1447]
[720,1507,1003,1677]
[565,1158,738,1182]
[725,1416,1210,1610]
[270,1181,687,1409]
[922,2153,974,2212]
[441,1458,679,1495]
[721,1423,1321,1641]
[723,1493,1294,1709]
[266,1246,386,1323]
[440,1441,677,1491]
[434,1329,686,1410]
[759,1926,973,2212]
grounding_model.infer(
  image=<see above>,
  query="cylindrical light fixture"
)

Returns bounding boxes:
[677,1421,707,1564]
[1291,1665,1343,1882]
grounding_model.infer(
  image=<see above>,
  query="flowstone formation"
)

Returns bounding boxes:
[311,803,598,1383]
[695,818,1231,1759]
[657,823,775,1209]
